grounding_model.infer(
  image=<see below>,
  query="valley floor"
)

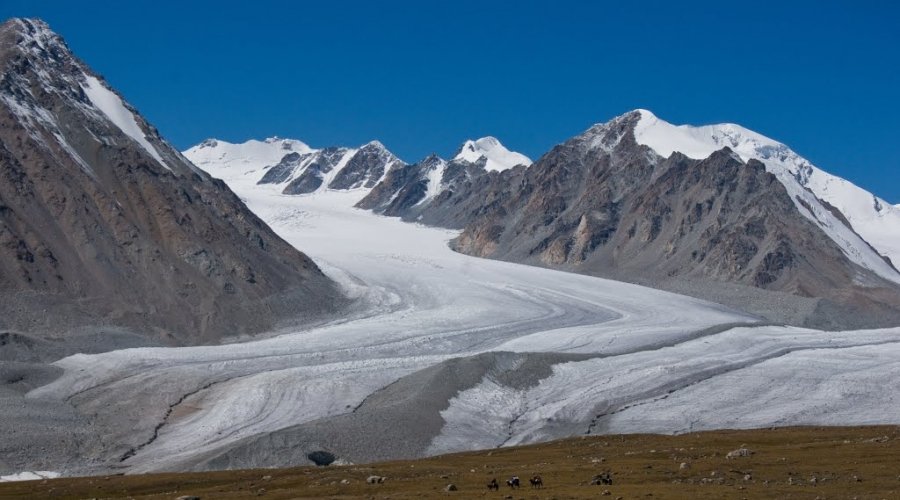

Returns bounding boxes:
[1,426,898,499]
[6,187,900,477]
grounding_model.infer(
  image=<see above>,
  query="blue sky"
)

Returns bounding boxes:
[3,1,899,202]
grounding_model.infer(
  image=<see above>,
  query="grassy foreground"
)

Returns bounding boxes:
[2,426,899,499]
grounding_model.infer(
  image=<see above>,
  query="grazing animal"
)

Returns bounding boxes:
[530,474,543,488]
[487,478,499,491]
[366,475,386,484]
[506,476,520,488]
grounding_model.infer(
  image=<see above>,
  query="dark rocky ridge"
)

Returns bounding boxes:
[255,141,403,196]
[0,18,345,349]
[357,155,491,222]
[362,112,900,329]
[283,147,348,194]
[328,141,399,190]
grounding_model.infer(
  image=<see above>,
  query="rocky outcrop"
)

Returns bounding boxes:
[357,155,444,216]
[0,18,345,347]
[280,147,349,194]
[355,136,531,221]
[257,151,310,185]
[328,141,399,190]
[356,154,512,228]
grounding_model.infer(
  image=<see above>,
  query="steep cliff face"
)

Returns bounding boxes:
[0,19,345,346]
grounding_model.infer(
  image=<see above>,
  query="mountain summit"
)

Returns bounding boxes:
[0,18,344,348]
[453,136,532,171]
[185,137,404,196]
[629,109,900,270]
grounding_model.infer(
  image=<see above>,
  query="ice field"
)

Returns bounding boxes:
[24,183,900,474]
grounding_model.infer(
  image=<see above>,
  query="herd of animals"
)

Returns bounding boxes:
[484,471,612,490]
[366,471,613,490]
[486,474,546,490]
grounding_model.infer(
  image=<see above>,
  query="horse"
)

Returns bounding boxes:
[529,474,543,488]
[487,478,499,491]
[506,476,520,488]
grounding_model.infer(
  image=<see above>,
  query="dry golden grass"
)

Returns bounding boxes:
[2,426,899,499]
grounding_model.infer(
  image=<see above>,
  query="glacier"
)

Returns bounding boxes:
[23,178,900,474]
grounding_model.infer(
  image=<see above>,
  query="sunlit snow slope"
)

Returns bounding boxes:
[184,137,314,179]
[633,109,900,279]
[454,136,532,171]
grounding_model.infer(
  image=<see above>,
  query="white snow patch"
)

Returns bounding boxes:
[418,158,448,205]
[0,471,61,482]
[80,75,169,170]
[454,136,532,171]
[184,137,314,182]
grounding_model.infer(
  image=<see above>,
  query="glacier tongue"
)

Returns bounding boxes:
[30,187,900,474]
[632,109,900,283]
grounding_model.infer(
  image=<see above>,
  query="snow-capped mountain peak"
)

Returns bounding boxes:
[632,109,796,165]
[184,137,406,198]
[8,18,59,54]
[629,109,900,282]
[454,136,532,171]
[183,137,314,181]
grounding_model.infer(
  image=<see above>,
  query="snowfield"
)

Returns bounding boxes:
[454,136,532,171]
[0,471,60,483]
[24,176,900,475]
